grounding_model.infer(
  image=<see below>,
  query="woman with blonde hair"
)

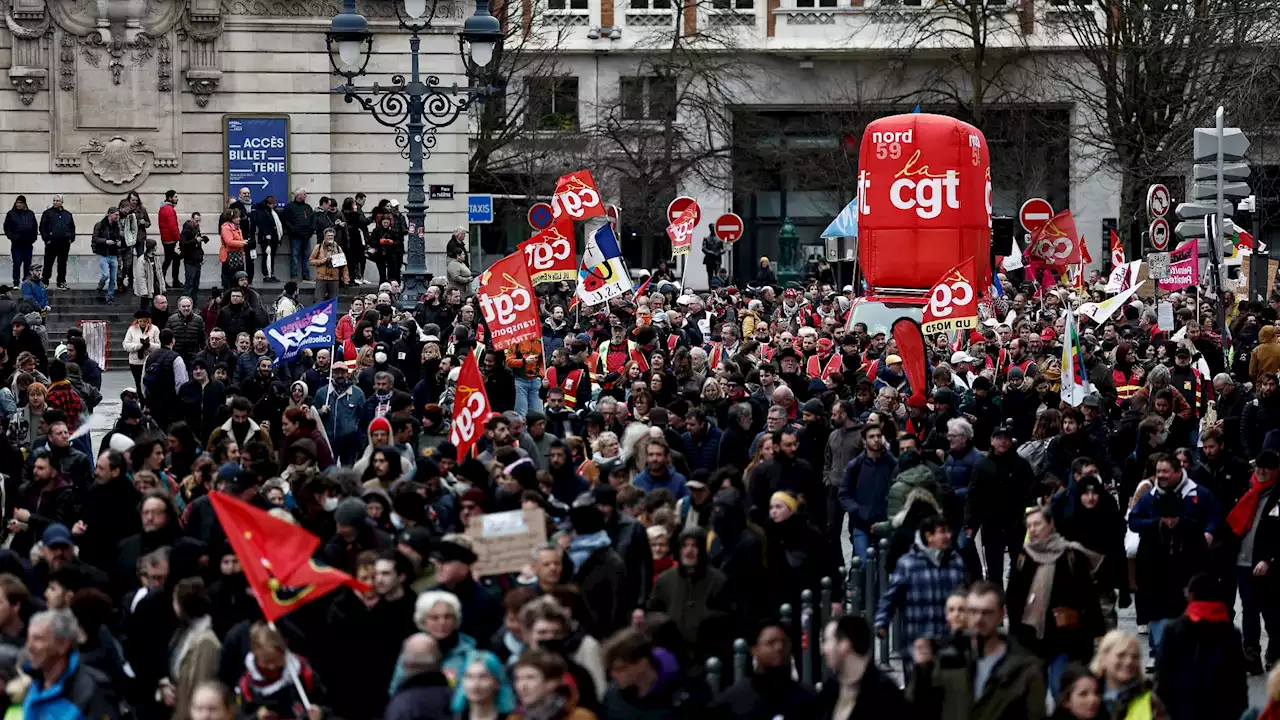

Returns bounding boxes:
[578,431,621,486]
[1242,664,1280,720]
[743,433,775,497]
[1089,630,1165,719]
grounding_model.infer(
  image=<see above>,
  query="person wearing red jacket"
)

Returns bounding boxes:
[158,189,182,288]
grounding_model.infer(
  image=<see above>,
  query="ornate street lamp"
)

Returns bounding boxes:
[327,0,502,305]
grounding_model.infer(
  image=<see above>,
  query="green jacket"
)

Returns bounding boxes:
[871,457,943,537]
[906,637,1045,720]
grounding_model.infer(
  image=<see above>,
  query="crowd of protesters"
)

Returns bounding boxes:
[0,212,1279,720]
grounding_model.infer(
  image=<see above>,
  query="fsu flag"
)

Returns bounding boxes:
[921,258,978,335]
[1110,229,1125,268]
[552,170,605,221]
[666,202,698,256]
[1060,309,1091,407]
[478,252,540,351]
[1026,210,1083,266]
[211,493,368,623]
[518,217,577,285]
[449,353,492,461]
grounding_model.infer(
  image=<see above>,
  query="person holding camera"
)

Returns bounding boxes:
[122,309,160,394]
[907,581,1047,720]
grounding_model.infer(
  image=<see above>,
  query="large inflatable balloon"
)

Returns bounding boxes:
[857,114,992,293]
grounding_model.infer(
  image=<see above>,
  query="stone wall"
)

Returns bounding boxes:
[0,0,473,285]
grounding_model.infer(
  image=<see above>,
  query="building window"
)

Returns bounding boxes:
[711,0,754,9]
[630,0,672,9]
[548,0,588,10]
[620,77,677,121]
[795,0,837,6]
[525,77,579,130]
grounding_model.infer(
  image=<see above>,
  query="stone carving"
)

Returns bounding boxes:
[10,72,43,103]
[219,0,463,18]
[156,35,169,90]
[625,12,671,26]
[6,0,51,105]
[4,4,50,38]
[59,32,75,90]
[48,0,183,40]
[93,0,146,44]
[186,70,220,106]
[707,9,754,25]
[784,10,835,23]
[540,12,589,25]
[80,32,155,84]
[80,136,153,187]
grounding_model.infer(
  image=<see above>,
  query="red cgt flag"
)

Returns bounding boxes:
[210,493,369,623]
[1026,210,1083,267]
[921,257,978,336]
[518,216,577,285]
[449,353,493,461]
[552,170,605,221]
[478,252,541,351]
[1110,229,1125,267]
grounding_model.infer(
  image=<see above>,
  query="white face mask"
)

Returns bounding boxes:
[375,352,388,364]
[322,496,339,512]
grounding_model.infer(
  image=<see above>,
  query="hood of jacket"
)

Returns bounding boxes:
[677,526,709,574]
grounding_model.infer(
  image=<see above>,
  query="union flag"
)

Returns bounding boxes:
[211,493,369,622]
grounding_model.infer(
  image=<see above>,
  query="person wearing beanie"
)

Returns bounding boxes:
[959,375,1001,452]
[320,496,392,573]
[1135,486,1210,661]
[353,416,411,478]
[429,535,503,646]
[4,196,37,287]
[566,494,628,640]
[593,480,655,611]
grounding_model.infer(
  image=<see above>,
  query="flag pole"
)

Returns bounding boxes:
[267,621,313,710]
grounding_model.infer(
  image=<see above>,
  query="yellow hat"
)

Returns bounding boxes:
[771,491,799,513]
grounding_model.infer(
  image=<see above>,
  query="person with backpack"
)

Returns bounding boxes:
[142,328,185,431]
[275,281,301,321]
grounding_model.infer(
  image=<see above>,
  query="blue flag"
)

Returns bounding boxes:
[265,298,338,365]
[912,104,921,113]
[821,198,859,239]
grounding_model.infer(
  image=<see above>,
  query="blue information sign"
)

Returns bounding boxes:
[468,195,494,224]
[225,115,290,209]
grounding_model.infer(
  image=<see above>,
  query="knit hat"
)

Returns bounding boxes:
[369,417,392,436]
[802,398,825,416]
[771,491,799,513]
[334,497,368,526]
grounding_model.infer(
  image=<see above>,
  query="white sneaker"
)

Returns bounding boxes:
[1137,624,1148,635]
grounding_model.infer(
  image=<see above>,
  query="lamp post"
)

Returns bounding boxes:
[327,0,501,306]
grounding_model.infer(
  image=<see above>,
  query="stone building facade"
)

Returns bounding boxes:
[0,0,472,285]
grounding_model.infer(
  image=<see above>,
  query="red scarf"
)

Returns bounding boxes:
[1226,472,1277,536]
[1260,702,1280,720]
[1184,600,1230,623]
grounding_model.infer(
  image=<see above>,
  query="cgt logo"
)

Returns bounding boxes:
[553,175,601,219]
[479,273,532,326]
[450,386,488,445]
[524,229,572,269]
[929,272,973,318]
[890,151,960,220]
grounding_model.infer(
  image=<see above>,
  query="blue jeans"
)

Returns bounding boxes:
[97,256,118,300]
[10,245,31,286]
[852,528,871,560]
[514,376,543,417]
[1148,618,1171,659]
[290,235,311,279]
[1046,653,1070,698]
[1236,565,1265,649]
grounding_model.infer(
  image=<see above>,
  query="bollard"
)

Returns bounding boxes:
[820,576,833,627]
[780,602,793,629]
[877,539,892,665]
[800,590,815,687]
[706,657,722,695]
[845,557,863,617]
[863,547,878,662]
[732,638,749,685]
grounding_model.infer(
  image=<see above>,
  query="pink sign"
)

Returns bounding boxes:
[1158,239,1199,291]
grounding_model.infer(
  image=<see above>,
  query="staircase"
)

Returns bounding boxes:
[43,281,377,359]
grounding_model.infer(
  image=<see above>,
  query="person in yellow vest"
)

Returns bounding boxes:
[1089,630,1166,720]
[587,323,647,385]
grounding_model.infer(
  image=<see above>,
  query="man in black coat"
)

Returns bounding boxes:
[594,484,654,611]
[965,425,1036,582]
[383,634,453,720]
[74,449,141,575]
[709,622,818,720]
[566,495,628,641]
[814,616,906,720]
[748,428,820,525]
[1155,573,1248,720]
[428,537,503,645]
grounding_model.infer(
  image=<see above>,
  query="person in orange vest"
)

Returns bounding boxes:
[1112,340,1143,405]
[707,324,742,372]
[588,323,648,385]
[805,337,842,382]
[545,343,591,411]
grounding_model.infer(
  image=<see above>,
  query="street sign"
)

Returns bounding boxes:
[714,213,744,244]
[224,115,289,208]
[528,202,554,231]
[605,205,621,234]
[1019,198,1053,233]
[1194,127,1250,161]
[668,196,700,225]
[467,195,494,224]
[1146,185,1170,218]
[1175,201,1234,220]
[1192,182,1252,201]
[1148,251,1171,279]
[1175,221,1203,241]
[1150,218,1171,250]
[1194,161,1251,181]
[429,184,454,200]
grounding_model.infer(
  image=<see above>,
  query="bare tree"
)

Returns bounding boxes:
[1042,0,1280,251]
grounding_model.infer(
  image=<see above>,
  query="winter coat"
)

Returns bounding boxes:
[252,201,282,247]
[166,312,205,359]
[76,475,142,574]
[823,423,864,488]
[871,453,943,538]
[1006,542,1105,662]
[121,322,160,367]
[1135,522,1209,625]
[446,258,473,293]
[92,215,123,256]
[158,201,180,244]
[813,663,907,720]
[605,510,655,610]
[1250,325,1280,380]
[1154,611,1248,720]
[708,668,818,720]
[308,241,348,282]
[965,449,1035,533]
[573,544,629,641]
[748,454,821,525]
[383,671,453,720]
[4,203,37,247]
[179,221,205,263]
[906,637,1046,720]
[649,528,733,653]
[39,206,75,244]
[218,221,244,263]
[764,512,841,615]
[279,200,314,242]
[633,466,689,500]
[313,383,366,440]
[20,651,117,720]
[1242,391,1280,459]
[1128,474,1222,537]
[839,450,897,531]
[875,534,967,648]
[681,425,722,475]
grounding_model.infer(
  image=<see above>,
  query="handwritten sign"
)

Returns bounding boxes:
[466,509,547,576]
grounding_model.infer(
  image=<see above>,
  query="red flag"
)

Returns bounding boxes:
[518,216,577,285]
[921,258,978,335]
[632,274,653,300]
[210,493,369,623]
[552,170,605,221]
[1110,229,1125,267]
[891,317,927,403]
[449,353,492,461]
[478,252,541,351]
[1025,210,1083,266]
[666,203,699,256]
